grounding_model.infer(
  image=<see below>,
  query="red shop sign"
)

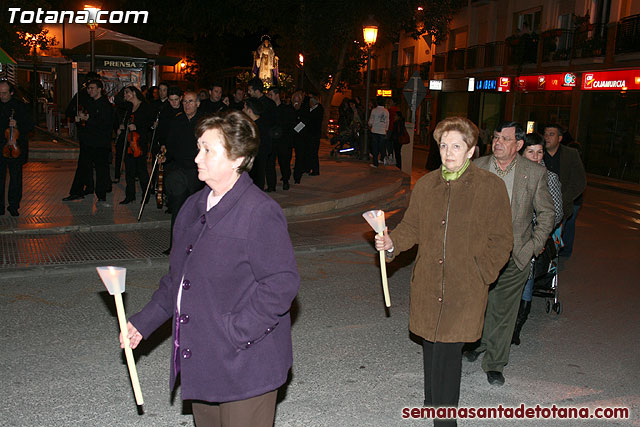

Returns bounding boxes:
[517,74,574,91]
[582,70,640,90]
[498,77,511,92]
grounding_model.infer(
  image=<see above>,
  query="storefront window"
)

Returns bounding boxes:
[578,91,640,182]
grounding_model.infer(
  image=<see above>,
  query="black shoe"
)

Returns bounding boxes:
[265,187,276,193]
[463,350,481,362]
[487,371,505,386]
[62,195,84,201]
[8,207,19,216]
[162,248,171,255]
[283,182,290,190]
[83,189,94,196]
[97,196,107,202]
[119,198,135,205]
[294,178,301,184]
[106,186,112,193]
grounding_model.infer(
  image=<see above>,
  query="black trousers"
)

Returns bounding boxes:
[124,154,150,201]
[114,135,125,181]
[165,167,202,248]
[0,156,23,210]
[308,137,320,175]
[393,141,403,169]
[70,146,110,198]
[250,150,269,191]
[69,144,93,196]
[422,340,464,427]
[293,138,308,182]
[266,140,292,187]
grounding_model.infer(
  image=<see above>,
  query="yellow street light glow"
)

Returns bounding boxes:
[298,53,304,66]
[363,25,378,46]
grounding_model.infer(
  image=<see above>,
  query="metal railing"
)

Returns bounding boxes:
[572,23,608,58]
[484,41,505,67]
[615,14,640,54]
[433,54,445,73]
[541,29,573,61]
[446,49,466,71]
[506,34,539,66]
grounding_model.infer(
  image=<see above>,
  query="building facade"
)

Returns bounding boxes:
[362,0,640,181]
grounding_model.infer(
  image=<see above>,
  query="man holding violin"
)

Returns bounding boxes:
[161,90,205,254]
[63,79,114,203]
[0,80,33,216]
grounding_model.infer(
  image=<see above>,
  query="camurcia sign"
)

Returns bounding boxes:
[582,70,640,90]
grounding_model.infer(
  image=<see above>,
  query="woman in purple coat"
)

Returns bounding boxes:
[120,110,300,426]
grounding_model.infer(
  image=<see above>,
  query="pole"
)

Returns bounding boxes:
[90,28,96,72]
[362,47,372,160]
[32,45,38,120]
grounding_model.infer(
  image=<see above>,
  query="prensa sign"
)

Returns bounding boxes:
[582,70,640,91]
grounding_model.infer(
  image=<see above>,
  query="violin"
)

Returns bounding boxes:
[3,110,21,159]
[155,147,166,209]
[77,105,88,127]
[126,113,143,158]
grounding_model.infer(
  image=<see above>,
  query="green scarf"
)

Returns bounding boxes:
[441,158,470,181]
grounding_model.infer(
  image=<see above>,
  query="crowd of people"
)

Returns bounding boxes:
[56,74,327,253]
[376,117,586,426]
[2,72,588,426]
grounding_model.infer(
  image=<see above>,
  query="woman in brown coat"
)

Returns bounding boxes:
[375,117,513,425]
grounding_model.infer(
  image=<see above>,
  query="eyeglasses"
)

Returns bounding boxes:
[493,135,515,143]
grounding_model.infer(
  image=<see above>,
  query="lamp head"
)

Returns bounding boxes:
[363,16,379,47]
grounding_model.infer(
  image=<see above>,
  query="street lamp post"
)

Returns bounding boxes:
[362,18,378,160]
[24,33,39,119]
[298,53,304,90]
[84,5,101,72]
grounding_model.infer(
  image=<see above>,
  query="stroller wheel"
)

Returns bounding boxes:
[546,300,551,313]
[553,301,563,315]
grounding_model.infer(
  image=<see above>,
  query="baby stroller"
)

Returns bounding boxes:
[330,127,360,158]
[532,226,563,314]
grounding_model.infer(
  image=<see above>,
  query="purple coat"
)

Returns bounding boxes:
[129,173,300,403]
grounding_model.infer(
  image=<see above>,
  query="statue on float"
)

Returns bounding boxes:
[252,35,279,86]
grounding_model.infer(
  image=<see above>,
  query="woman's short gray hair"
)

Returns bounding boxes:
[195,110,259,173]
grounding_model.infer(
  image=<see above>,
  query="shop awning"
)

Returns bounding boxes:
[0,46,17,65]
[153,56,181,66]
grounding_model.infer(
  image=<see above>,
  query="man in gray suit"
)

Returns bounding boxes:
[464,121,555,386]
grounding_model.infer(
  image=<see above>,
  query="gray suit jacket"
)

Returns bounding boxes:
[475,154,555,270]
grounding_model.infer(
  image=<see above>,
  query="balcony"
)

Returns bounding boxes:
[466,44,483,68]
[615,14,640,54]
[506,33,539,66]
[541,29,573,62]
[483,41,505,68]
[572,24,607,58]
[400,64,419,82]
[446,49,466,71]
[434,53,445,73]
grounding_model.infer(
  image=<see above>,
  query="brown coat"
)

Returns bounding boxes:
[389,163,513,343]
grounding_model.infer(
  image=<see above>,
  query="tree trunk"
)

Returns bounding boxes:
[304,39,350,138]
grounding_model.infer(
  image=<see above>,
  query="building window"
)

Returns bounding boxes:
[513,8,542,34]
[403,47,414,65]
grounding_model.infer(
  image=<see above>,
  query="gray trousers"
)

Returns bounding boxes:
[476,257,530,373]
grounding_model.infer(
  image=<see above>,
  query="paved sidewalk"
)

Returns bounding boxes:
[1,140,407,271]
